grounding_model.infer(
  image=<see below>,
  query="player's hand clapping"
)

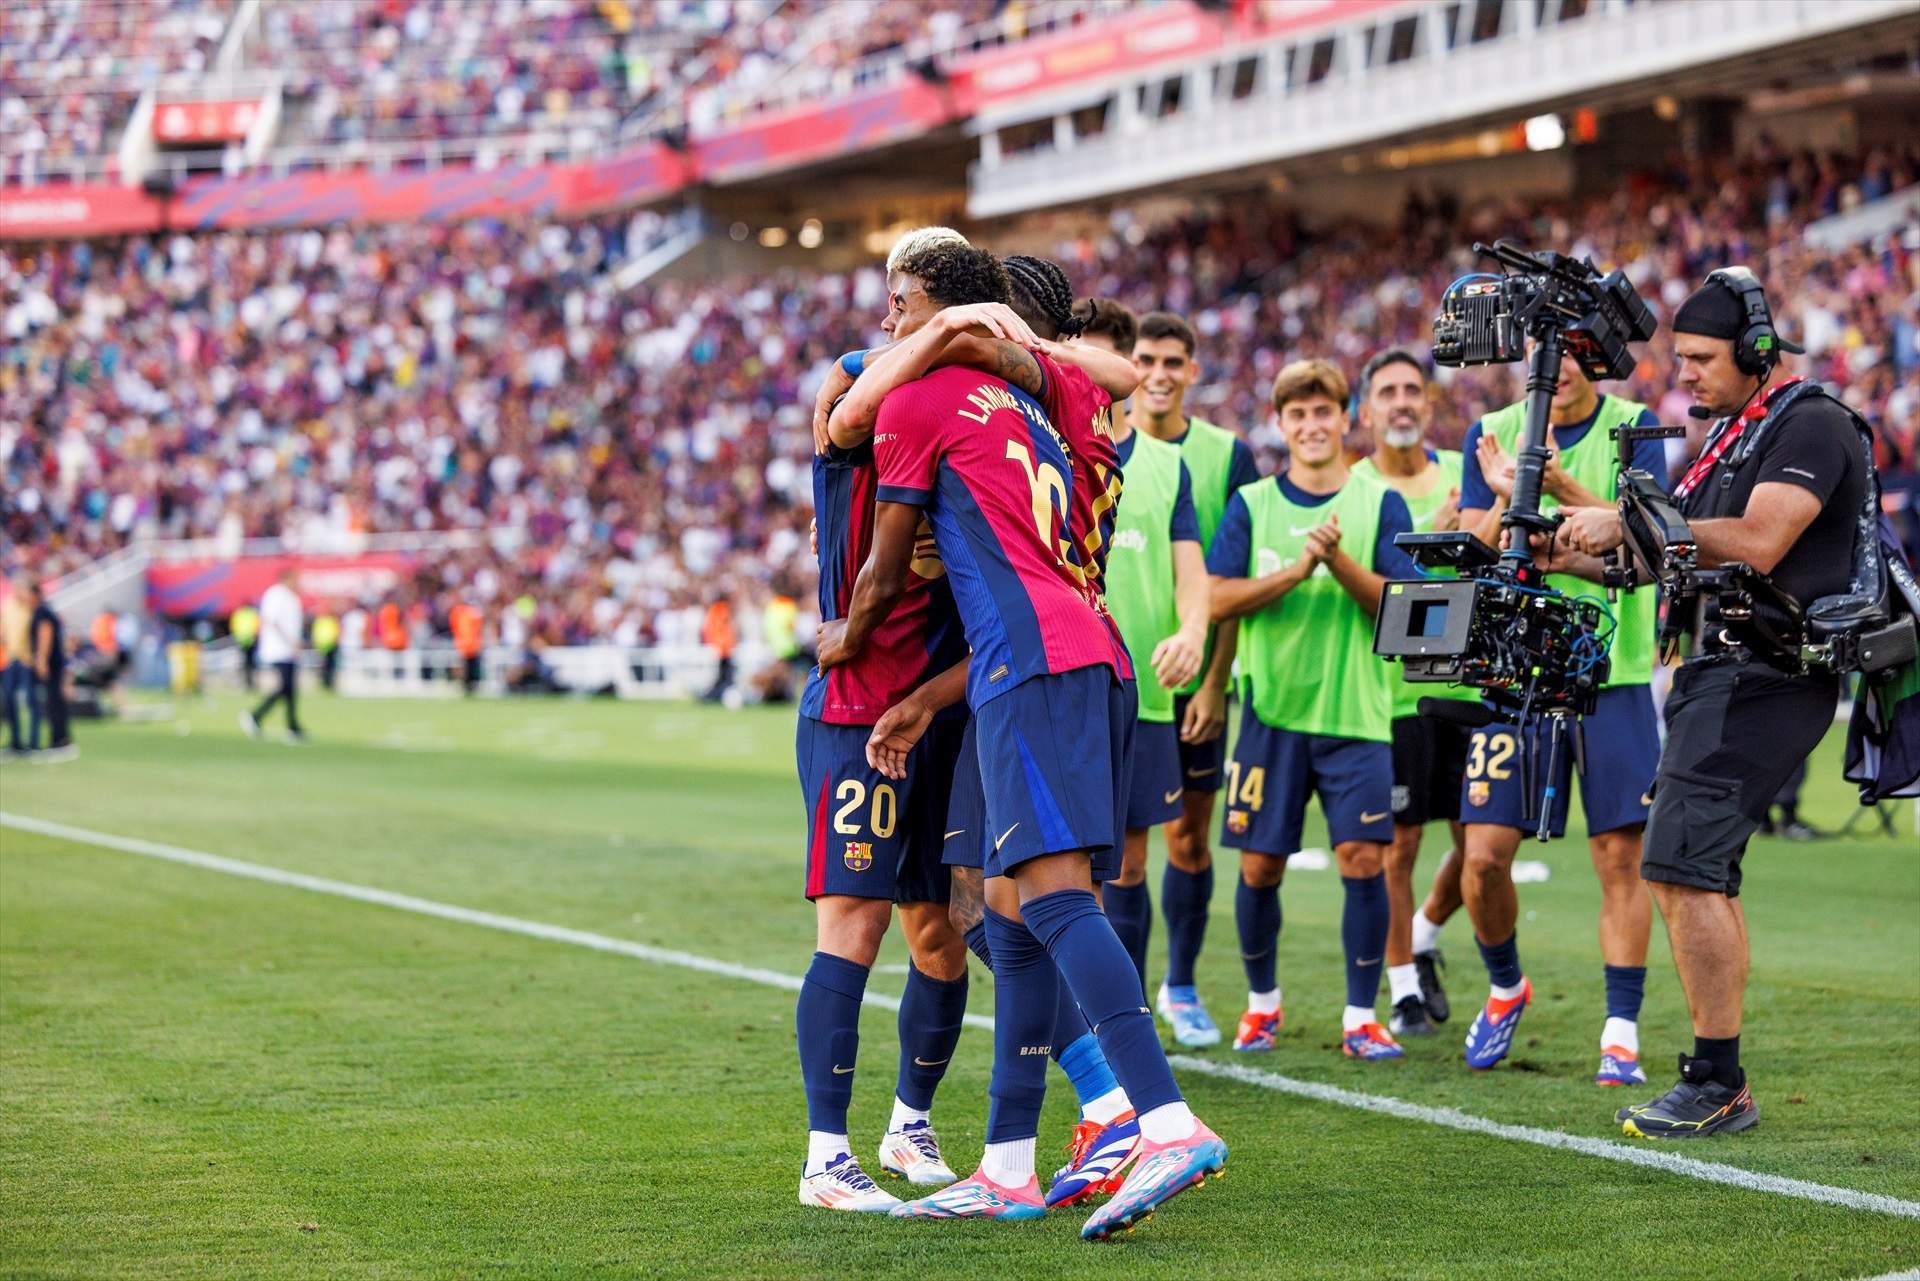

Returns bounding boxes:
[1476,434,1517,502]
[865,695,934,780]
[1540,450,1577,503]
[1303,515,1342,565]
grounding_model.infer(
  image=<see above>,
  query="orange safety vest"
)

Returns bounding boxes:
[702,601,736,658]
[450,604,483,658]
[380,603,408,651]
[92,612,119,656]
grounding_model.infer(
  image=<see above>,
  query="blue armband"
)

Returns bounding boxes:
[839,350,868,379]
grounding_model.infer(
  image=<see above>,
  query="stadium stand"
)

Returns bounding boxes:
[5,142,1914,655]
[0,0,232,186]
[3,0,1159,187]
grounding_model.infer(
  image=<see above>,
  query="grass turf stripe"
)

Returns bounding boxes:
[6,808,1919,1225]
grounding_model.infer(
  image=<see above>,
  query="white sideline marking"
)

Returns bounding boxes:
[7,810,1920,1225]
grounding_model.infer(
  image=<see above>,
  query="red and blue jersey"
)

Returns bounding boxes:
[800,442,966,726]
[1034,352,1122,592]
[873,365,1121,710]
[1032,350,1132,678]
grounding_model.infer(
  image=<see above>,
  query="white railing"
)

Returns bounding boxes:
[324,642,765,701]
[141,528,488,563]
[969,0,1920,217]
[1804,183,1920,252]
[251,120,617,177]
[611,207,708,289]
[691,0,1128,128]
[214,0,261,72]
[47,543,151,627]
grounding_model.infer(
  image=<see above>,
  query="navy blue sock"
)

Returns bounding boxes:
[982,909,1053,1142]
[1341,873,1389,1010]
[1161,863,1213,988]
[1103,879,1151,1001]
[1235,876,1281,993]
[1049,969,1091,1064]
[795,951,869,1132]
[962,921,992,970]
[1022,888,1182,1118]
[1603,964,1646,1022]
[1477,932,1524,990]
[895,963,967,1112]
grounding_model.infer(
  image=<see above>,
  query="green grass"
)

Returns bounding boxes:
[2,691,1917,1279]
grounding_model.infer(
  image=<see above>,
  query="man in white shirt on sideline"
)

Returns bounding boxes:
[242,568,305,741]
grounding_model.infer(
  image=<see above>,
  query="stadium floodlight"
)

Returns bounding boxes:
[1524,114,1566,152]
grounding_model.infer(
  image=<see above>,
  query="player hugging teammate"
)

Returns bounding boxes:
[789,231,1689,1232]
[801,231,1225,1237]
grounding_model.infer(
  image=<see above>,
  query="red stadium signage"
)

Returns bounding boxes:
[0,141,690,239]
[146,552,419,618]
[0,185,165,238]
[951,6,1230,109]
[153,99,262,146]
[693,80,955,182]
[950,0,1410,110]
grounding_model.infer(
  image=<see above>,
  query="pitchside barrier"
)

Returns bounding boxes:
[199,641,764,701]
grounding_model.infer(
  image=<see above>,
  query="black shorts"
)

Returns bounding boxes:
[1641,657,1839,898]
[1390,711,1471,828]
[1170,692,1226,795]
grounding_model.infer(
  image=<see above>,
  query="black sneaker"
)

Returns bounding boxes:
[1777,819,1824,842]
[1619,1055,1758,1138]
[1414,949,1450,1024]
[1388,995,1435,1037]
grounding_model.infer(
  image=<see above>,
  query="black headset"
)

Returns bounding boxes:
[1706,266,1780,377]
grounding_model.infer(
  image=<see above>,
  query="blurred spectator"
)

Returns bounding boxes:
[700,594,737,703]
[1,142,1914,656]
[1,0,231,185]
[1,578,31,752]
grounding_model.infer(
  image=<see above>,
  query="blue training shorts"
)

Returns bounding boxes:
[1125,717,1183,830]
[1458,682,1659,839]
[970,665,1130,882]
[1220,704,1393,855]
[1171,691,1227,793]
[796,712,963,902]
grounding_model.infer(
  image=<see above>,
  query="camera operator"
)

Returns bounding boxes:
[1559,270,1867,1138]
[1449,350,1666,1082]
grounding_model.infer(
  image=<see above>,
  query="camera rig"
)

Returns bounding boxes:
[1605,422,1918,679]
[1373,241,1657,837]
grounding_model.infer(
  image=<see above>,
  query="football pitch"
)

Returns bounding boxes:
[3,692,1917,1280]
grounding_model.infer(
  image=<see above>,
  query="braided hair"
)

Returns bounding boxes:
[1003,254,1091,340]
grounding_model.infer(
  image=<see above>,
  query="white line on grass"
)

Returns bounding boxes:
[6,809,1920,1226]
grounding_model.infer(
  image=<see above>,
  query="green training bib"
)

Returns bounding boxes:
[1480,396,1655,688]
[1105,432,1186,723]
[1234,473,1395,742]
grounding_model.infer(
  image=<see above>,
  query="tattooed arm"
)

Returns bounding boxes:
[828,304,1042,449]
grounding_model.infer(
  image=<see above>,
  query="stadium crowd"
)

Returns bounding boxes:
[1,0,1106,182]
[0,0,232,185]
[3,143,1915,655]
